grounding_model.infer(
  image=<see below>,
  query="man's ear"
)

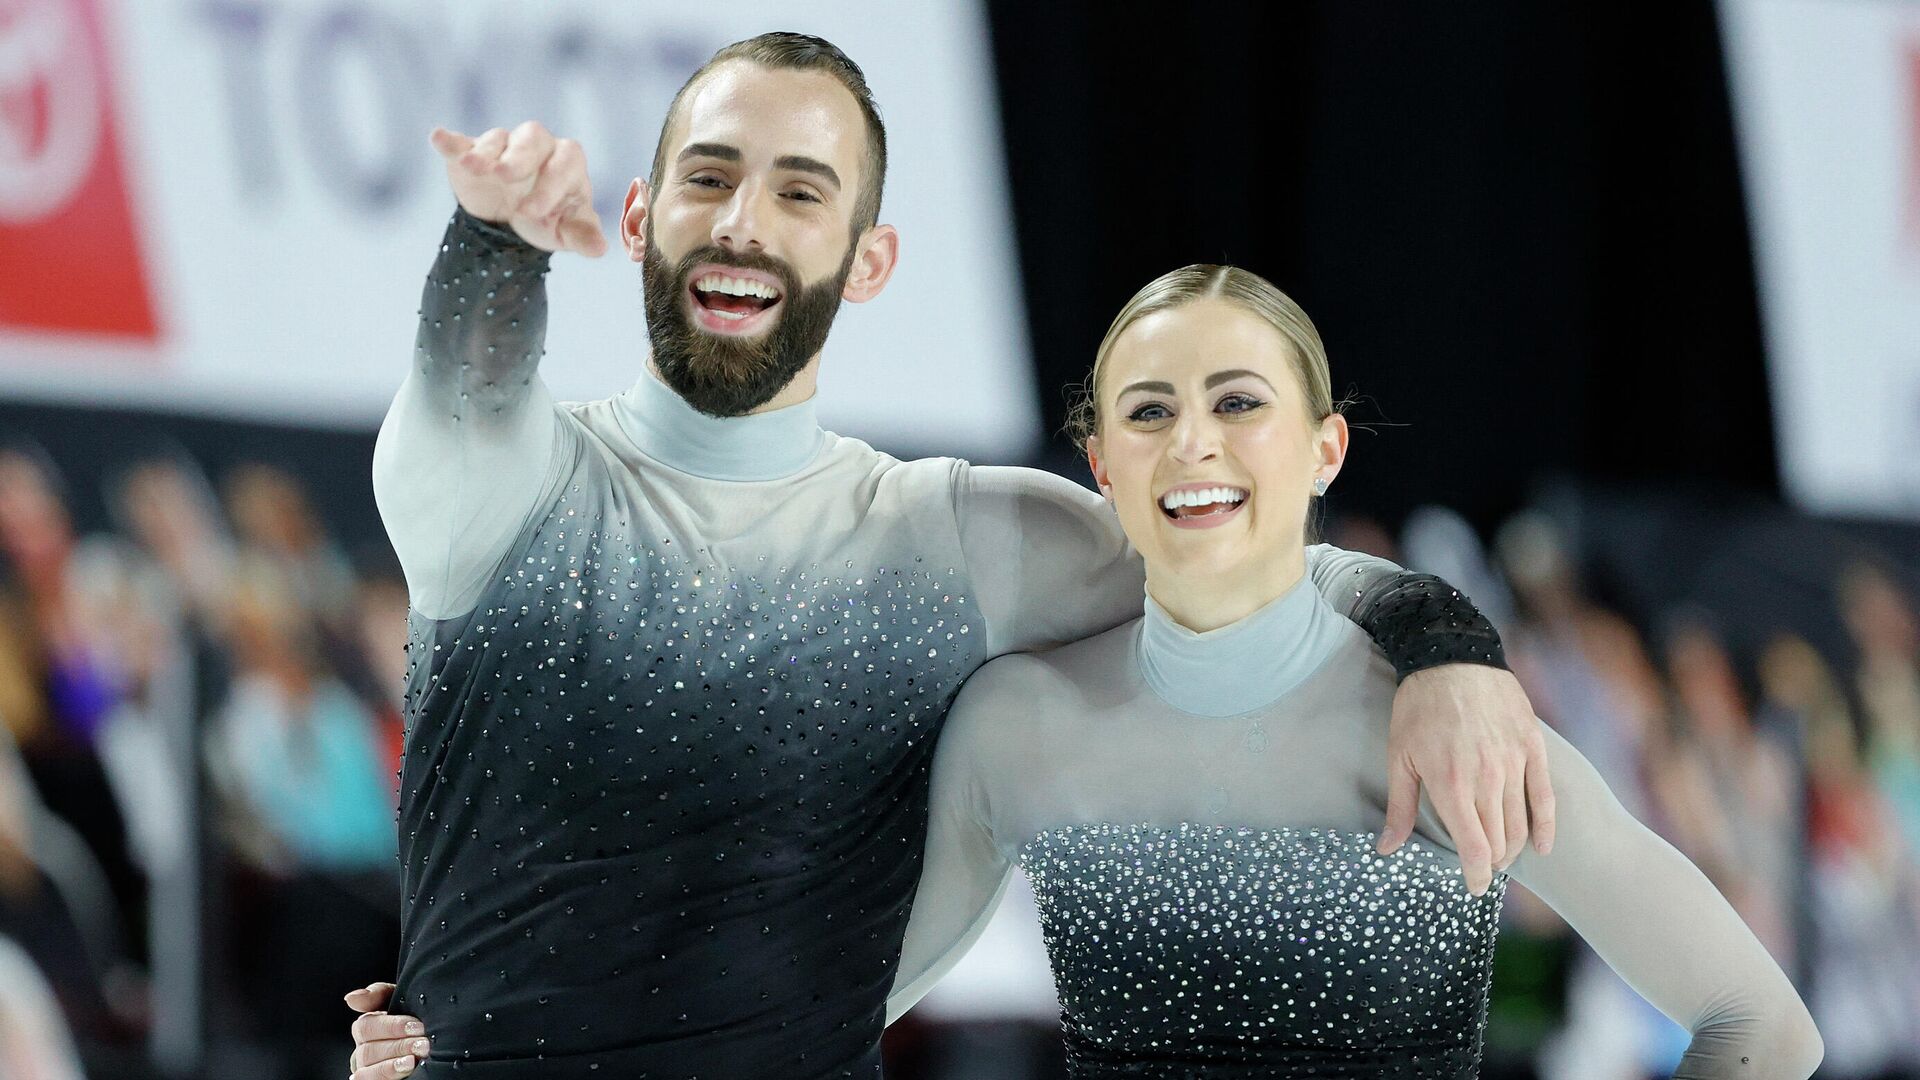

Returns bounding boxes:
[842,224,900,303]
[1086,434,1115,502]
[621,178,651,263]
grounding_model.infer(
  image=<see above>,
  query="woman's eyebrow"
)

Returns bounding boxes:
[1204,369,1276,391]
[1117,380,1176,397]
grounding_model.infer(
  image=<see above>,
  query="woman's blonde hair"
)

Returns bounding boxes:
[1064,265,1333,447]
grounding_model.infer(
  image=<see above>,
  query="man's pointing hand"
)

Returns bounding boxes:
[431,121,608,257]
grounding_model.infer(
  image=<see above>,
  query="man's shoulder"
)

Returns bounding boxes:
[964,619,1139,703]
[813,432,967,505]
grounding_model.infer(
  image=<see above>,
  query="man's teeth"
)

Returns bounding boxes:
[1159,486,1249,510]
[693,273,779,301]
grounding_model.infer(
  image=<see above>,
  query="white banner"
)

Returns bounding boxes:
[0,0,1037,461]
[1720,0,1920,518]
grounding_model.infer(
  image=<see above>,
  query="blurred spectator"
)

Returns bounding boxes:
[205,497,401,1080]
[110,456,240,717]
[1763,631,1920,1074]
[1651,612,1799,966]
[350,560,412,785]
[0,445,149,969]
[223,464,359,638]
[1840,561,1920,859]
[0,934,87,1080]
[0,709,149,1076]
[1494,511,1663,809]
[207,565,394,873]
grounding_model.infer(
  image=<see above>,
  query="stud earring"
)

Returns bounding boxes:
[1312,477,1330,496]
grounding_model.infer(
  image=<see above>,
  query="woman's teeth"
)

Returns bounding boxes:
[1160,486,1248,512]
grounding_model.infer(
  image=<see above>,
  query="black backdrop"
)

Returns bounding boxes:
[987,0,1775,532]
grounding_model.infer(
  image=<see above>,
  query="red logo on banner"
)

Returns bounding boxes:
[0,0,158,340]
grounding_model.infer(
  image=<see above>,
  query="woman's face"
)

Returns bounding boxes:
[1087,298,1345,583]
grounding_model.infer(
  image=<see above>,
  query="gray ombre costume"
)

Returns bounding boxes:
[890,577,1822,1078]
[375,212,1504,1079]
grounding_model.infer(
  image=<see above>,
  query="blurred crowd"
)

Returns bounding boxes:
[1413,506,1920,1080]
[0,439,1917,1080]
[0,442,406,1080]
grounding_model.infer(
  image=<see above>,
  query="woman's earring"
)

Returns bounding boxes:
[1312,476,1330,496]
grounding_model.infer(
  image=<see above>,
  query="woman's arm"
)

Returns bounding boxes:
[1507,724,1822,1078]
[886,675,1017,1023]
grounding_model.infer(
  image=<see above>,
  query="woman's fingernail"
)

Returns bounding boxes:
[405,1021,425,1036]
[412,1040,430,1056]
[395,1057,415,1076]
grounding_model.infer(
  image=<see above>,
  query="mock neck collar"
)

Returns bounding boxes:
[611,366,825,482]
[1138,572,1348,718]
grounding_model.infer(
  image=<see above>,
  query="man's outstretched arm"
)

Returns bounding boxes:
[953,464,1553,896]
[373,123,605,621]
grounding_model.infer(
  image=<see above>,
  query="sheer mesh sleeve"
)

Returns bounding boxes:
[1307,545,1508,680]
[372,209,561,620]
[886,673,1014,1022]
[1510,725,1822,1078]
[952,464,1142,657]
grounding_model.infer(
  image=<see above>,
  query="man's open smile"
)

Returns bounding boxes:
[688,263,786,335]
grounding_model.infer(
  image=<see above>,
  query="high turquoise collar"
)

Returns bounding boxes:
[1138,572,1348,718]
[612,366,825,482]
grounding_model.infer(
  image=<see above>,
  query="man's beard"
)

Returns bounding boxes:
[641,224,854,418]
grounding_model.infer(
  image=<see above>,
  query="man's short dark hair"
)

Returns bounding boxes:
[649,32,888,235]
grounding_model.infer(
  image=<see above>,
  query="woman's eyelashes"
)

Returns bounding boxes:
[1122,393,1267,425]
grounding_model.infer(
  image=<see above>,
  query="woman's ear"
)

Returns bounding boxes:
[620,178,651,263]
[1315,413,1349,488]
[1086,434,1115,503]
[842,224,900,303]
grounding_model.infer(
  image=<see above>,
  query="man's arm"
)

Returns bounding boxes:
[1306,543,1505,671]
[1303,543,1554,889]
[953,464,1555,893]
[372,123,605,621]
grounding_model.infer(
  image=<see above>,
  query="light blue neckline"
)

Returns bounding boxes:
[611,366,825,482]
[1138,572,1348,718]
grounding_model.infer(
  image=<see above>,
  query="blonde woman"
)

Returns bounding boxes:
[886,266,1822,1077]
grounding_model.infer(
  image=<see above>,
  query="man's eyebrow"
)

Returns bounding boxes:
[677,142,742,164]
[1204,369,1276,391]
[1117,380,1176,397]
[774,155,841,190]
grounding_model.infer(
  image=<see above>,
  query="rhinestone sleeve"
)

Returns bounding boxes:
[415,208,553,417]
[1352,572,1508,681]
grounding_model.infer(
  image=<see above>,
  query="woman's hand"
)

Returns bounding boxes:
[345,983,429,1078]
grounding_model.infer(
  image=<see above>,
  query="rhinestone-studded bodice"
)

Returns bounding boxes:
[1021,825,1505,1079]
[391,413,983,1079]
